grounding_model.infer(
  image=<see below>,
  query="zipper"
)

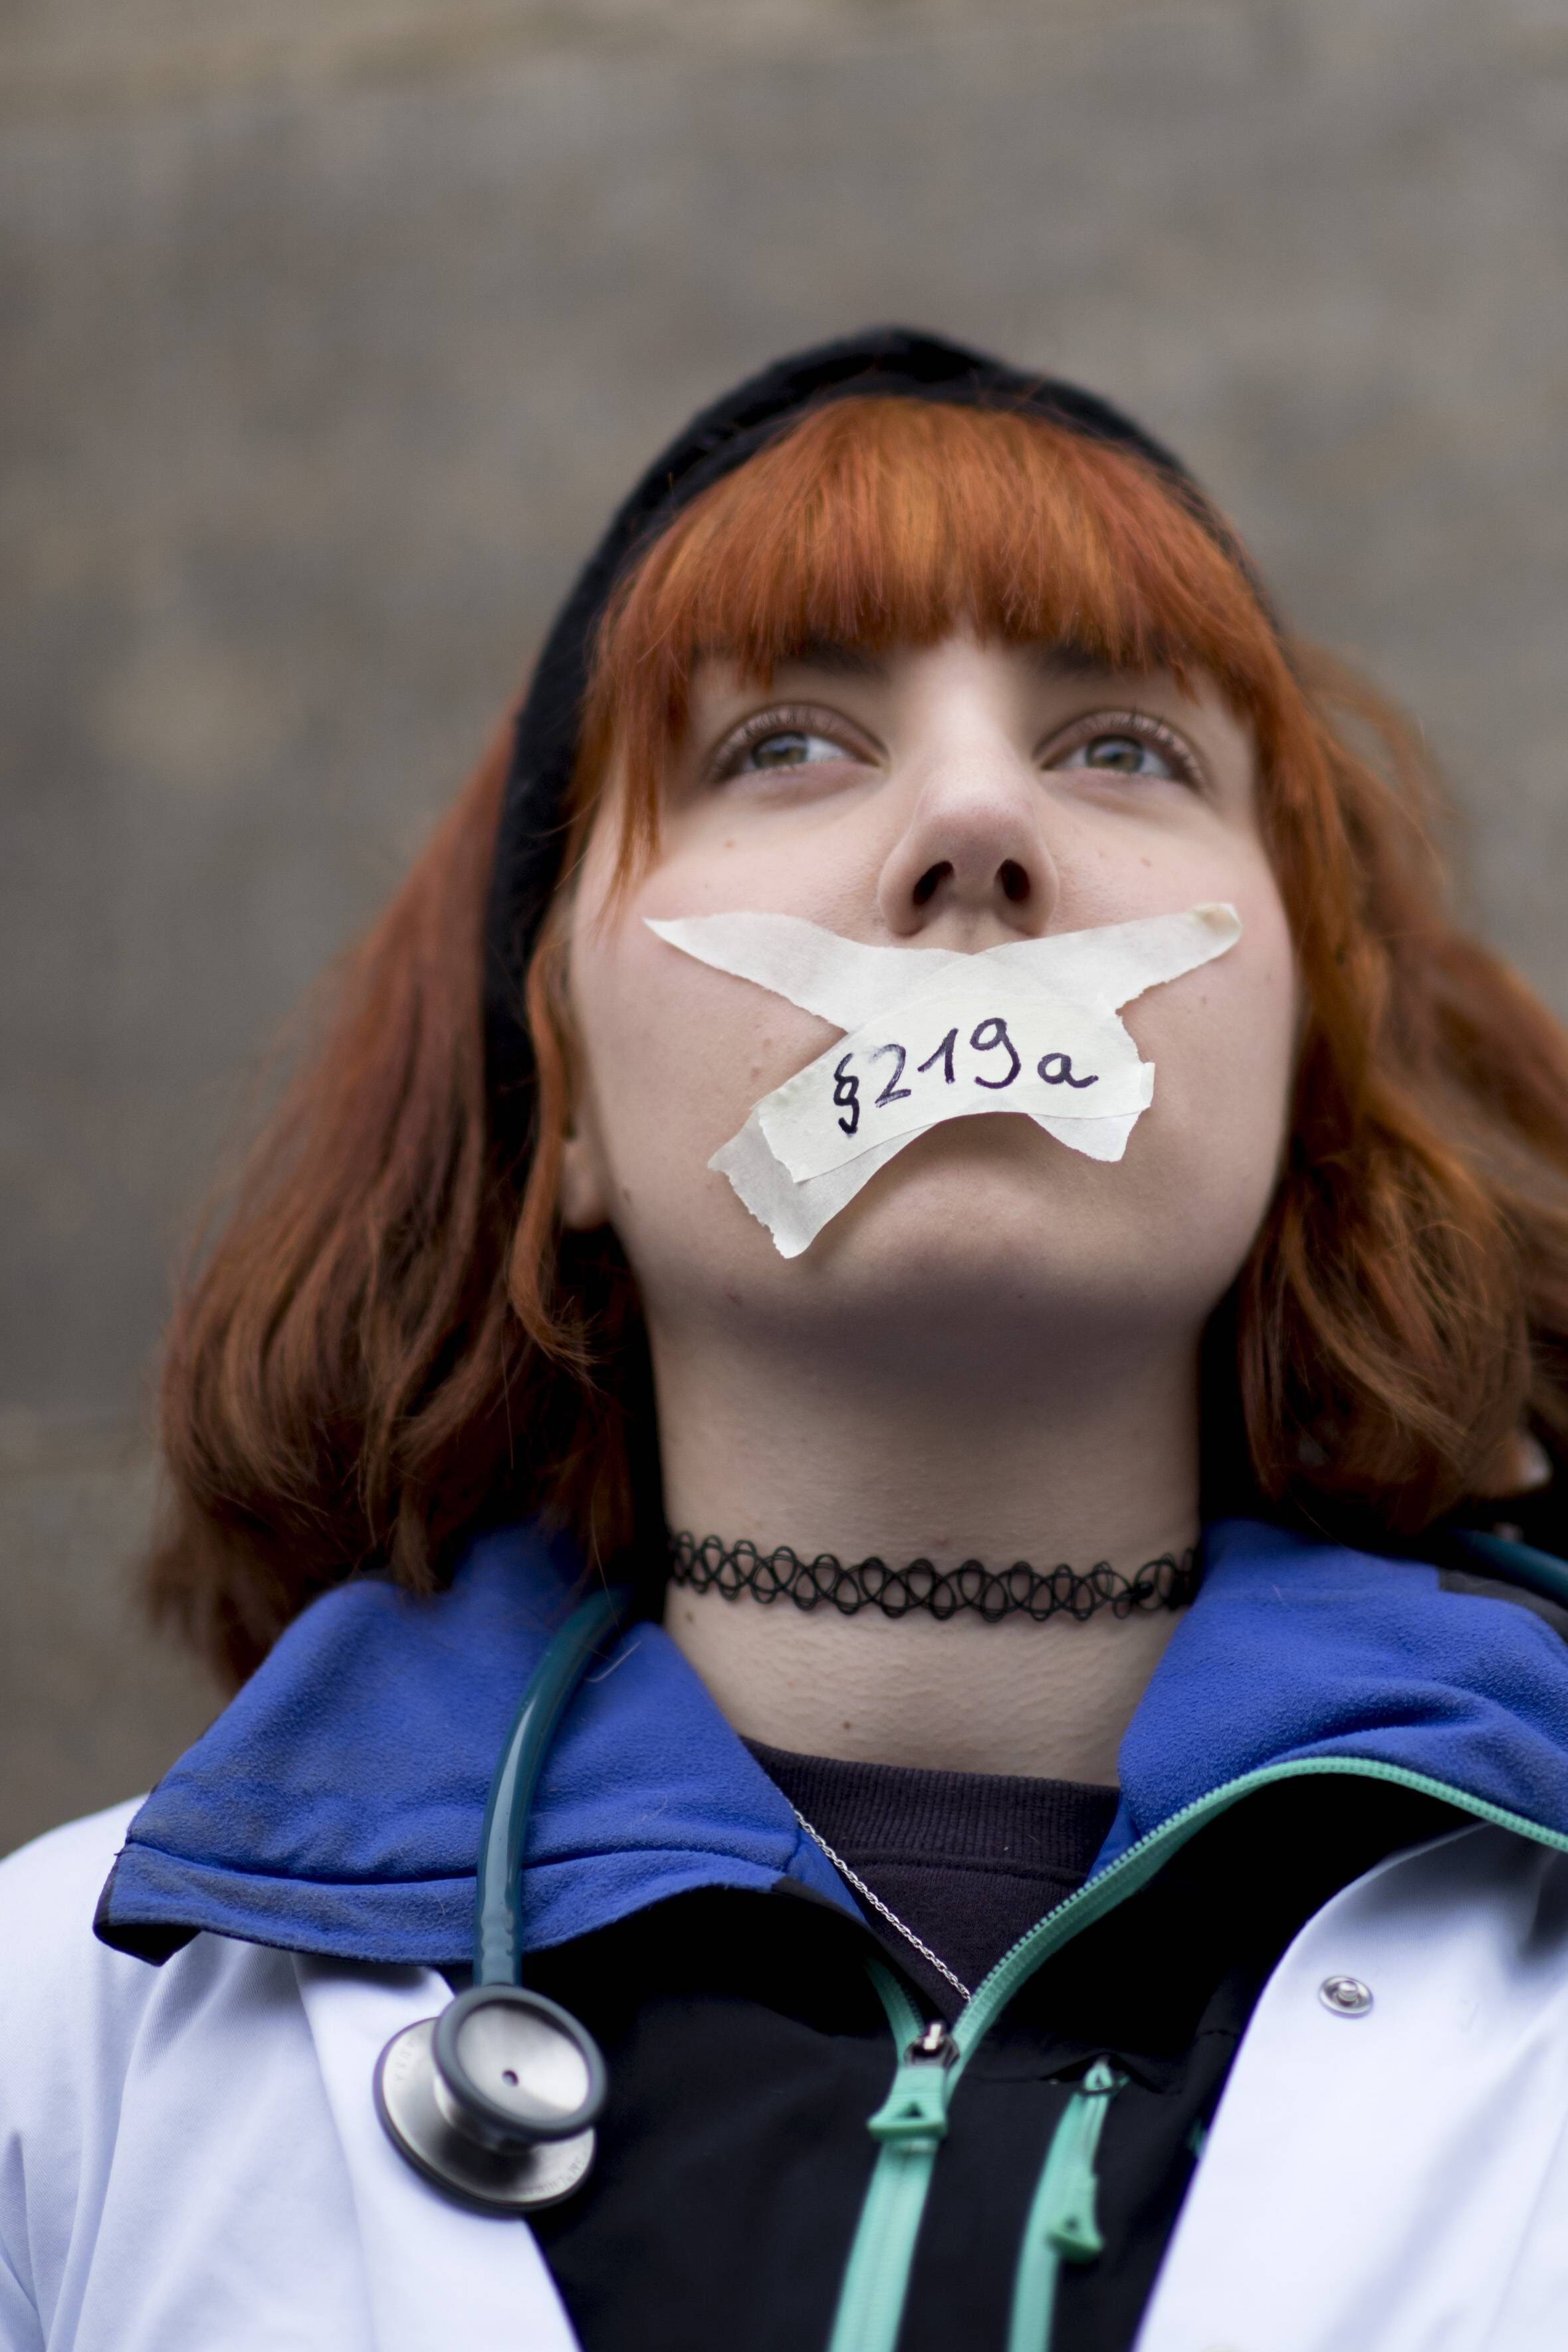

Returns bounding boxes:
[829,1970,956,2352]
[1006,2058,1126,2352]
[828,1754,1568,2352]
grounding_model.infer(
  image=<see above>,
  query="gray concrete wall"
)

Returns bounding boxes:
[5,0,1567,1854]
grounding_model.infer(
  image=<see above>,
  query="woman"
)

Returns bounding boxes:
[7,326,1568,2352]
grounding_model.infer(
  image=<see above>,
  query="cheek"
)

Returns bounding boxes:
[1124,884,1297,1257]
[569,909,832,1238]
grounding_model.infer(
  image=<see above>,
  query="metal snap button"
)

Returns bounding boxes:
[1318,1974,1373,2016]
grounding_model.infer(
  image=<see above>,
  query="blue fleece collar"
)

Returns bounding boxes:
[1095,1516,1568,1867]
[98,1522,853,1964]
[98,1516,1568,1966]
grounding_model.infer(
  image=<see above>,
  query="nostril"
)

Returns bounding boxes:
[999,860,1031,904]
[913,861,952,907]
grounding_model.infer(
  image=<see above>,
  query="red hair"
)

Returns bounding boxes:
[148,398,1568,1684]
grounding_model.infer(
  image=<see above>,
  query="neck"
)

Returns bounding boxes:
[653,1312,1200,1783]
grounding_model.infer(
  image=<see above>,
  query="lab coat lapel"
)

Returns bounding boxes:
[296,1958,582,2352]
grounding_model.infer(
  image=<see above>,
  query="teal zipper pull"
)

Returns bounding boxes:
[1043,2056,1120,2260]
[866,2021,956,2155]
[828,1982,956,2352]
[1006,2058,1126,2352]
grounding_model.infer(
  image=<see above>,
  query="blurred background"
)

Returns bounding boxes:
[4,0,1567,1856]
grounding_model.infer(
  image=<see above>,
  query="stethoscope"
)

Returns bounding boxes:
[374,1585,631,2213]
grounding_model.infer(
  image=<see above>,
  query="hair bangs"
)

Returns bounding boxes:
[577,395,1290,873]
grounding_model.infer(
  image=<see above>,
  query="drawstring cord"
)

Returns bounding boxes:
[1006,2058,1127,2352]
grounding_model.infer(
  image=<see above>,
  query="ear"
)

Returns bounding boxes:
[557,1113,614,1233]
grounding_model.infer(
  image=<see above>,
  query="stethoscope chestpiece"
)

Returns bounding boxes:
[376,1984,608,2214]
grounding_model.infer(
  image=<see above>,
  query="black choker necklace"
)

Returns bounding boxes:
[666,1531,1199,1625]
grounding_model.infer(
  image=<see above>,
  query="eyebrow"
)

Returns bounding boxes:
[782,640,1145,684]
[710,638,1156,689]
[1027,640,1134,681]
[774,641,888,681]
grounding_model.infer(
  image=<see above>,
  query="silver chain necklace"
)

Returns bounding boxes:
[788,1804,974,2005]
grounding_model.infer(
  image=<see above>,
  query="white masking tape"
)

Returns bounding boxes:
[647,903,1241,1258]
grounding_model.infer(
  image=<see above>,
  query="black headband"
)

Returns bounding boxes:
[483,324,1246,1154]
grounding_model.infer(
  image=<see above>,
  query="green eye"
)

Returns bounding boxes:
[1049,713,1198,785]
[745,730,841,770]
[1067,733,1173,777]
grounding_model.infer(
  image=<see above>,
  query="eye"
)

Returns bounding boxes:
[740,729,847,772]
[707,704,877,788]
[1065,733,1174,777]
[1040,709,1202,788]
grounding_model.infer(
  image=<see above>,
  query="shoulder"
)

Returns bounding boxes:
[0,1806,158,2340]
[0,1799,142,1906]
[0,1798,318,2083]
[0,1798,308,2182]
[0,1802,207,2193]
[0,1808,365,2349]
[0,1801,148,2009]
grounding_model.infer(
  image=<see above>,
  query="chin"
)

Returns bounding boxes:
[800,1118,1266,1363]
[755,1117,1165,1342]
[645,1112,1263,1371]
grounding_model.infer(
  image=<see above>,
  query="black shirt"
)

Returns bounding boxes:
[528,1767,1460,2352]
[744,1742,1121,2009]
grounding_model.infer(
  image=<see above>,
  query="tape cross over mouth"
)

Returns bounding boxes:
[646,903,1242,1258]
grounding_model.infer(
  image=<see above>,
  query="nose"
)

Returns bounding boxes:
[876,754,1059,941]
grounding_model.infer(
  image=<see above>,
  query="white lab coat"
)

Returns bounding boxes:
[4,1799,1568,2352]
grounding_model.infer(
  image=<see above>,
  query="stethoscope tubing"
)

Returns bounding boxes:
[473,1584,631,1987]
[376,1580,633,2211]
